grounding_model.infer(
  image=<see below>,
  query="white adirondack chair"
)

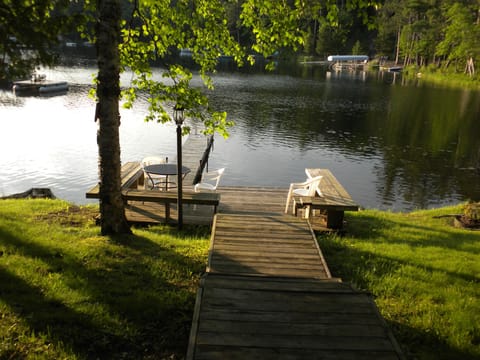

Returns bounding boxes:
[194,168,225,192]
[284,175,323,216]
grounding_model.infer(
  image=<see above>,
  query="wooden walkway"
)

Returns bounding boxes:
[207,214,332,279]
[187,214,405,359]
[87,134,404,359]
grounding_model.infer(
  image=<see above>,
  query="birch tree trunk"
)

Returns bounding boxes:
[95,0,131,235]
[395,27,401,65]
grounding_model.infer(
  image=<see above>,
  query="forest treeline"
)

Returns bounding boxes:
[3,0,479,79]
[97,0,478,77]
[303,0,479,77]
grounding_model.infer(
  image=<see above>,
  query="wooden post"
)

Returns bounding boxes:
[326,210,344,229]
[176,123,183,230]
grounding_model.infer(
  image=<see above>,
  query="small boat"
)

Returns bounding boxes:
[12,73,69,96]
[388,66,402,72]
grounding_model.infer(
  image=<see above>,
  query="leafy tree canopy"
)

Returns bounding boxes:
[94,0,381,138]
[0,0,81,80]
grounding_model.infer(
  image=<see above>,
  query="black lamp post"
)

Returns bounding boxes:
[173,105,184,230]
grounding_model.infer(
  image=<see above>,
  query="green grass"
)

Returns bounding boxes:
[319,205,480,360]
[0,199,210,359]
[402,65,480,90]
[1,200,479,359]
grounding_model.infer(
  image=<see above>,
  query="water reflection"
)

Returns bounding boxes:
[206,68,480,210]
[0,65,479,210]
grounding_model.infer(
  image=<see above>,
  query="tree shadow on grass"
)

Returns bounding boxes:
[386,319,480,360]
[346,211,480,254]
[340,212,480,286]
[0,266,129,358]
[317,227,480,360]
[0,224,207,359]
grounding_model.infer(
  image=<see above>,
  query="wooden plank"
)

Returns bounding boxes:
[186,284,204,360]
[213,239,319,250]
[121,161,144,189]
[210,251,322,261]
[198,274,345,292]
[122,189,220,205]
[207,266,328,279]
[213,213,309,227]
[194,347,400,360]
[208,260,328,273]
[213,240,316,249]
[201,290,374,313]
[194,332,397,351]
[197,319,390,337]
[295,196,359,211]
[214,232,314,241]
[208,261,327,275]
[209,251,326,262]
[197,308,385,325]
[86,161,143,198]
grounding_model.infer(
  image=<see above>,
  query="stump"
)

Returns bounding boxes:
[1,188,56,199]
[453,215,480,230]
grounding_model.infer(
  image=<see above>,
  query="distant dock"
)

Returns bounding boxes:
[328,55,369,71]
[13,75,68,96]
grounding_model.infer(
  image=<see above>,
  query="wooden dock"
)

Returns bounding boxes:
[187,214,405,359]
[86,133,404,358]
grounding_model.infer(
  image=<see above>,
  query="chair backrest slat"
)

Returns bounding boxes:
[142,156,168,167]
[306,176,322,196]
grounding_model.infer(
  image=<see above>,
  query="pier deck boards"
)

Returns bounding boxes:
[189,275,403,360]
[187,214,404,359]
[207,214,332,279]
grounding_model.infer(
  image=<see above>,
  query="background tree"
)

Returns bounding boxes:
[95,0,131,235]
[352,40,364,54]
[0,0,76,81]
[375,0,410,63]
[436,2,479,75]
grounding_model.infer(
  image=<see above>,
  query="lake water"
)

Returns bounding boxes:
[1,64,479,211]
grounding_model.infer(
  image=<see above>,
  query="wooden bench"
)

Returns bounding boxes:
[86,161,144,199]
[122,189,220,224]
[293,168,359,229]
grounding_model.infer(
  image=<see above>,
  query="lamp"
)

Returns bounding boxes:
[173,105,185,126]
[174,105,184,230]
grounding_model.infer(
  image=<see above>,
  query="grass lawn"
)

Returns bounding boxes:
[319,205,480,360]
[0,199,479,359]
[0,199,210,359]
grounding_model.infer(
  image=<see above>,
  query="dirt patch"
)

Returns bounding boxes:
[454,215,480,230]
[37,205,99,226]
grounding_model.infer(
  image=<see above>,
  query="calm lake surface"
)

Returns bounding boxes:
[1,64,479,211]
